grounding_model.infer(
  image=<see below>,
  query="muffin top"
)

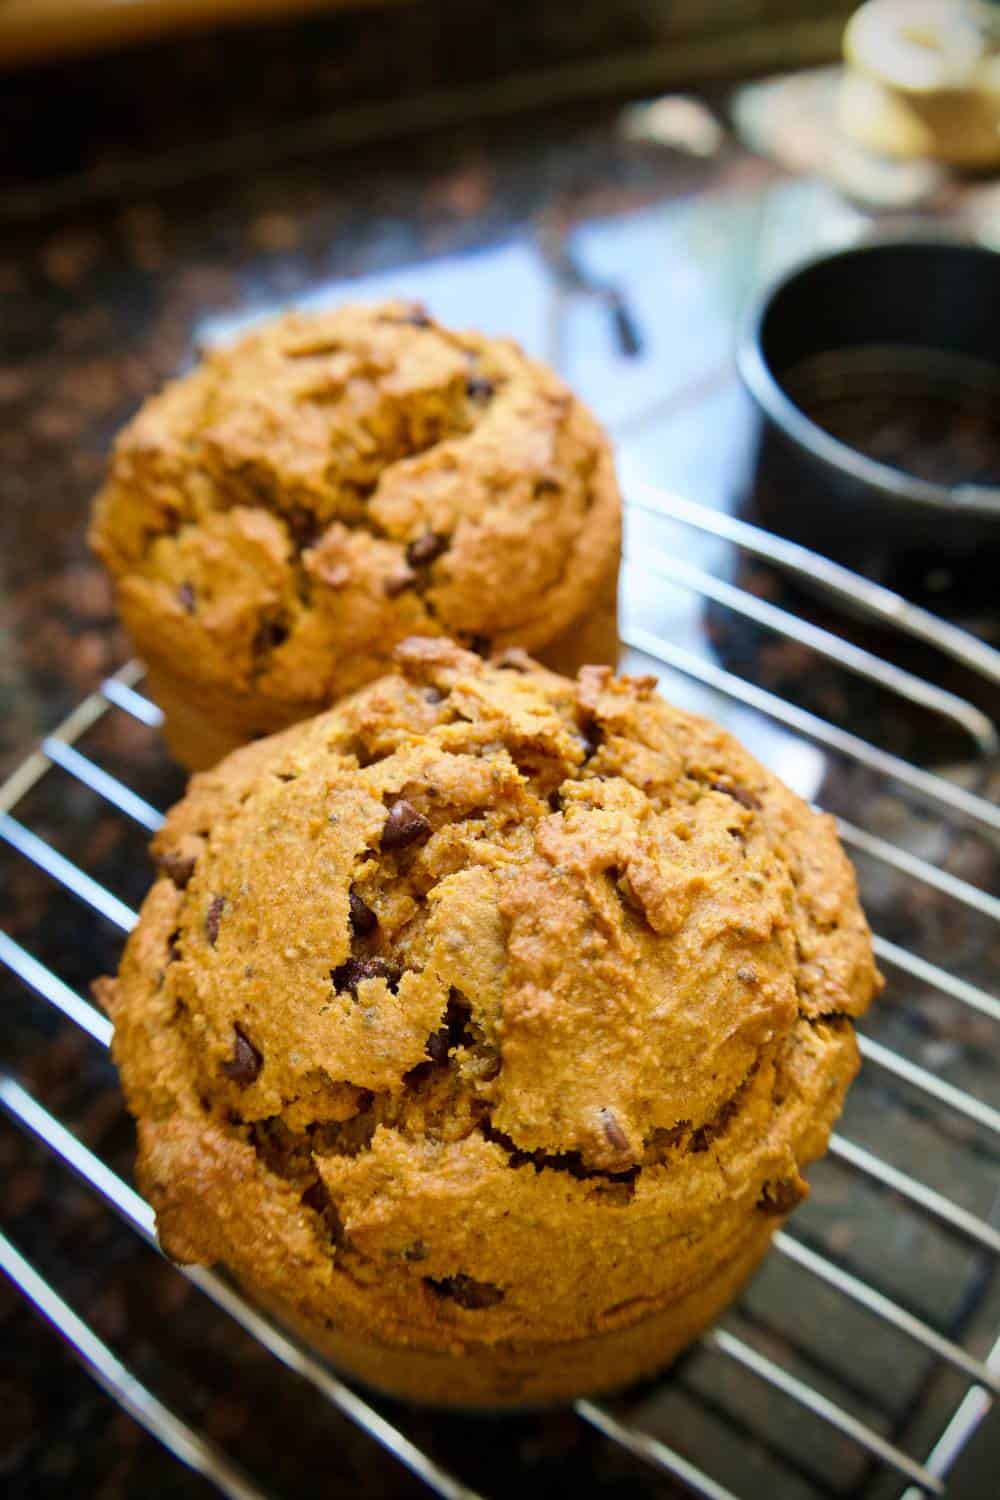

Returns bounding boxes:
[90,302,620,708]
[104,641,879,1348]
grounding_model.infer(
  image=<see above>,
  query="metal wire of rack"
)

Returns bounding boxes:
[1,488,998,1500]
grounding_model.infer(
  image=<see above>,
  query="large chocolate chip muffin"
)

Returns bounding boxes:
[89,302,620,770]
[96,639,881,1407]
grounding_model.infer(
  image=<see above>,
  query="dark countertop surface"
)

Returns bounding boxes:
[2,13,998,1500]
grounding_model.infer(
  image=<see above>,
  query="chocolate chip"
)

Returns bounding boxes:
[464,633,491,657]
[253,617,289,655]
[381,799,431,850]
[710,781,761,811]
[348,889,378,936]
[406,531,447,568]
[425,1273,503,1309]
[424,992,476,1065]
[580,723,602,761]
[465,376,495,403]
[426,1027,451,1063]
[403,306,431,327]
[177,582,196,613]
[221,1024,262,1086]
[757,1177,807,1216]
[285,506,318,547]
[205,895,226,946]
[150,511,182,542]
[384,568,416,597]
[159,850,195,889]
[599,1107,631,1155]
[445,991,476,1046]
[331,956,401,997]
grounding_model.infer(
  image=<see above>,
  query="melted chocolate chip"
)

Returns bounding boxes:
[348,889,378,937]
[464,634,491,657]
[331,956,401,997]
[425,991,476,1063]
[757,1177,807,1216]
[406,531,448,568]
[425,1273,504,1309]
[580,723,602,761]
[285,506,319,547]
[599,1107,631,1155]
[159,850,195,889]
[465,376,495,403]
[710,781,761,811]
[151,511,182,542]
[426,1027,451,1063]
[177,582,196,613]
[253,617,289,655]
[381,799,431,851]
[383,569,416,597]
[221,1024,262,1086]
[205,895,226,946]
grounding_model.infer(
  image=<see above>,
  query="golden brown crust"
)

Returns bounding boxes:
[105,641,881,1404]
[90,303,621,767]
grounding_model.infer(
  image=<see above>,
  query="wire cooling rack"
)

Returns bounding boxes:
[1,487,998,1500]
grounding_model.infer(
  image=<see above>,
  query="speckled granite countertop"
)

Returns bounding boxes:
[1,15,998,1499]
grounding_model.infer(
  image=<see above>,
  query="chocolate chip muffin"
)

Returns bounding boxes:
[97,639,881,1406]
[89,302,620,770]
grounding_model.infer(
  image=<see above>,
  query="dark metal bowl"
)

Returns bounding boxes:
[737,239,1000,596]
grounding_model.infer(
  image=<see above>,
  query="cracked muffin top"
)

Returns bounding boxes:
[89,301,620,725]
[101,640,880,1369]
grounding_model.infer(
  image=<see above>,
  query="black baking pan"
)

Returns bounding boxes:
[737,238,1000,599]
